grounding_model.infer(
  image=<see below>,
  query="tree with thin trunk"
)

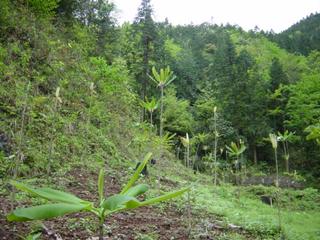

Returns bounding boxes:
[181,133,190,168]
[213,106,219,185]
[140,96,158,126]
[47,87,63,175]
[269,133,282,235]
[226,141,246,185]
[134,0,157,120]
[277,130,294,173]
[149,66,176,138]
[269,133,280,186]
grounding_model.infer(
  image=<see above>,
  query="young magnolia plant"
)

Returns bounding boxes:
[226,141,246,185]
[149,66,176,138]
[7,153,189,240]
[140,96,158,125]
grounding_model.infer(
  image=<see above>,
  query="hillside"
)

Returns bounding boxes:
[1,1,320,239]
[268,12,320,55]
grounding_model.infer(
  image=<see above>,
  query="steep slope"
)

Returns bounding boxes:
[271,13,320,55]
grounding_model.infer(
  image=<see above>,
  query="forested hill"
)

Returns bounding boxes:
[1,1,320,239]
[266,12,320,55]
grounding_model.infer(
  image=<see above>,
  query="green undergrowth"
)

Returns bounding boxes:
[3,151,320,240]
[146,157,320,239]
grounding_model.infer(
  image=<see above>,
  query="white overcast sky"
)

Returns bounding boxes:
[111,0,320,33]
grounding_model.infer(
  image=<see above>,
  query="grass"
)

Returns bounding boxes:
[150,156,320,239]
[3,151,320,240]
[193,182,320,239]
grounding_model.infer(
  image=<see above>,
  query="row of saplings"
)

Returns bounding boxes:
[178,128,299,188]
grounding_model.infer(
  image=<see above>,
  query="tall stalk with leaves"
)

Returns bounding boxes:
[269,133,279,187]
[277,130,294,173]
[140,96,158,125]
[213,106,219,186]
[181,133,190,168]
[14,82,31,179]
[47,87,62,175]
[269,133,282,234]
[149,66,176,138]
[226,141,246,185]
[7,153,189,240]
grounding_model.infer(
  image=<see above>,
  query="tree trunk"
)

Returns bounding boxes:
[141,37,150,121]
[253,145,258,165]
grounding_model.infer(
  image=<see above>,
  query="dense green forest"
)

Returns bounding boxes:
[1,0,320,239]
[268,13,320,55]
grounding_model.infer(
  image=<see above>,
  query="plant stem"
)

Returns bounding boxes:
[99,217,104,240]
[187,191,191,236]
[213,141,218,185]
[187,143,190,168]
[213,110,218,185]
[160,86,164,138]
[274,149,279,187]
[234,156,237,185]
[275,189,282,234]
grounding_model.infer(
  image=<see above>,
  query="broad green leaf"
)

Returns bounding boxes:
[125,184,149,197]
[152,66,160,81]
[120,152,152,194]
[140,187,189,207]
[148,73,158,85]
[226,145,236,156]
[7,203,88,222]
[10,181,88,205]
[98,169,105,203]
[231,142,238,152]
[165,75,176,86]
[149,66,175,87]
[101,194,140,212]
[25,232,42,240]
[238,144,246,154]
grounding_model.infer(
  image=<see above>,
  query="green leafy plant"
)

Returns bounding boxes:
[268,133,283,235]
[269,133,279,186]
[7,153,189,240]
[154,132,176,151]
[305,123,320,145]
[140,96,158,125]
[277,130,294,172]
[181,133,191,168]
[149,66,176,138]
[226,141,246,185]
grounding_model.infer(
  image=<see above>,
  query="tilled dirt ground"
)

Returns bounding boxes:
[0,167,256,240]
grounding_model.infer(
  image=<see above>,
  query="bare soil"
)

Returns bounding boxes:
[0,167,256,240]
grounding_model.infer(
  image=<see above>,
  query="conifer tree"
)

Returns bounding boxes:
[134,0,157,116]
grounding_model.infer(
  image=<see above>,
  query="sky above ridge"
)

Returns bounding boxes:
[111,0,320,33]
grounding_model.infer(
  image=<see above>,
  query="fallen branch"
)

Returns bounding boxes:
[41,224,63,240]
